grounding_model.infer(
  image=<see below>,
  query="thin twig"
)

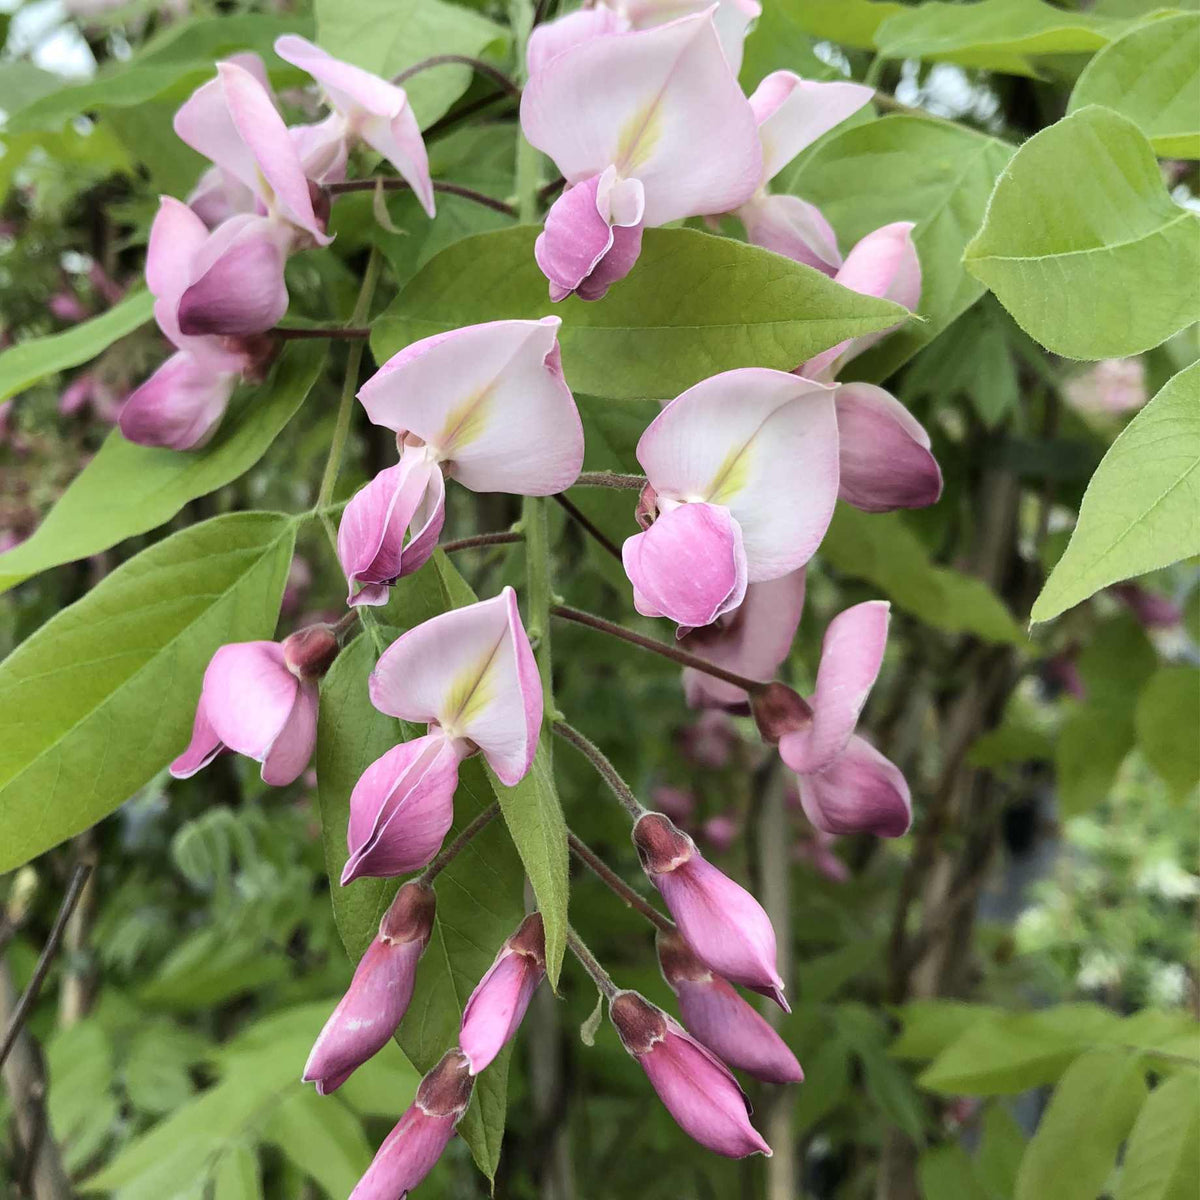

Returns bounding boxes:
[574,471,646,490]
[393,54,522,100]
[553,722,646,819]
[16,1080,47,1197]
[567,928,618,999]
[442,531,525,554]
[276,326,371,341]
[328,178,517,218]
[0,863,93,1071]
[569,832,674,934]
[552,493,623,562]
[551,605,767,696]
[418,803,501,885]
[425,92,513,141]
[537,175,565,204]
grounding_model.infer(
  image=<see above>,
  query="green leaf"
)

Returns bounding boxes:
[784,116,1015,383]
[315,632,524,1182]
[964,107,1200,360]
[0,290,154,404]
[1015,1050,1147,1200]
[211,1145,262,1200]
[1117,1073,1200,1200]
[261,1090,371,1199]
[793,1038,852,1133]
[1070,14,1200,158]
[775,0,905,49]
[0,512,295,873]
[0,342,324,594]
[874,0,1147,76]
[920,1145,993,1200]
[47,1022,118,1172]
[1033,362,1200,621]
[1135,667,1200,800]
[891,1001,1005,1060]
[820,504,1025,643]
[371,226,911,401]
[314,0,506,128]
[1055,705,1136,816]
[978,1105,1027,1200]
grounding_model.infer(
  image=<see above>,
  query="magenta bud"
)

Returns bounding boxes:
[303,882,436,1093]
[459,912,546,1075]
[609,990,772,1159]
[635,481,657,530]
[750,681,812,745]
[657,932,803,1085]
[349,1049,474,1200]
[633,813,788,1011]
[282,624,340,679]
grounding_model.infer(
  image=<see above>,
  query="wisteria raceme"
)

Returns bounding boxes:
[343,588,541,881]
[521,11,761,299]
[170,624,338,786]
[623,369,838,628]
[609,990,772,1158]
[341,317,584,606]
[304,881,436,1094]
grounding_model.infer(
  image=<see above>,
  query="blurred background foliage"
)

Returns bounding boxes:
[1,0,1198,1198]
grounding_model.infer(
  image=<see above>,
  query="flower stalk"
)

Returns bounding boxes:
[567,928,618,1000]
[417,803,501,886]
[553,722,646,819]
[568,832,674,934]
[327,177,518,218]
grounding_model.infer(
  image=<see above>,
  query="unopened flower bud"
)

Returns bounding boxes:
[633,813,788,1010]
[635,481,657,530]
[282,623,340,679]
[657,932,802,1085]
[349,1049,474,1200]
[750,681,811,744]
[459,912,546,1074]
[303,882,436,1094]
[609,990,771,1159]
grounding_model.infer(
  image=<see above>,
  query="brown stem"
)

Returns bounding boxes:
[393,54,521,101]
[567,928,618,1000]
[418,803,500,885]
[538,175,566,204]
[328,178,517,218]
[552,493,623,562]
[275,325,371,341]
[553,722,646,820]
[568,832,674,934]
[0,863,92,1071]
[550,605,767,696]
[442,531,524,553]
[425,91,513,141]
[574,471,646,490]
[332,609,361,638]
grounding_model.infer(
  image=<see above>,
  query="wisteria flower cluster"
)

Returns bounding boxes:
[129,6,943,1195]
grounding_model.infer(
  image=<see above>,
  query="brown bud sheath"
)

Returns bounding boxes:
[609,990,668,1056]
[632,811,695,875]
[282,623,340,679]
[635,482,658,530]
[507,911,547,966]
[750,681,812,745]
[379,880,437,948]
[416,1049,475,1119]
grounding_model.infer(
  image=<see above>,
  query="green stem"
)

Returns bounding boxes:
[567,928,618,1000]
[316,248,382,512]
[553,721,646,820]
[418,803,501,885]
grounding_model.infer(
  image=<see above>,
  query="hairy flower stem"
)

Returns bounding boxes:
[568,832,674,934]
[276,325,371,340]
[327,178,518,218]
[316,248,382,513]
[552,722,646,820]
[441,531,525,553]
[567,928,618,1000]
[550,605,768,696]
[417,803,501,885]
[393,54,522,101]
[331,609,361,639]
[552,493,623,562]
[573,471,647,490]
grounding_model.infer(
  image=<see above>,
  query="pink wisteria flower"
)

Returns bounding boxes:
[763,601,912,838]
[521,11,761,300]
[119,197,277,449]
[349,1050,474,1200]
[170,624,338,786]
[342,588,542,882]
[304,881,436,1094]
[622,369,838,628]
[735,70,873,273]
[459,912,547,1075]
[341,317,583,606]
[633,811,788,1008]
[275,35,435,217]
[681,569,807,711]
[657,930,802,1084]
[609,990,772,1158]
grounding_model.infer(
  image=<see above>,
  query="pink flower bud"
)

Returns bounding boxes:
[170,640,319,786]
[609,990,772,1158]
[349,1049,474,1200]
[459,913,546,1074]
[657,931,802,1084]
[633,812,787,1009]
[304,882,436,1093]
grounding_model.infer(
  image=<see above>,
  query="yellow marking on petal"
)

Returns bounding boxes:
[707,440,755,506]
[435,386,493,458]
[440,633,505,737]
[616,102,663,176]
